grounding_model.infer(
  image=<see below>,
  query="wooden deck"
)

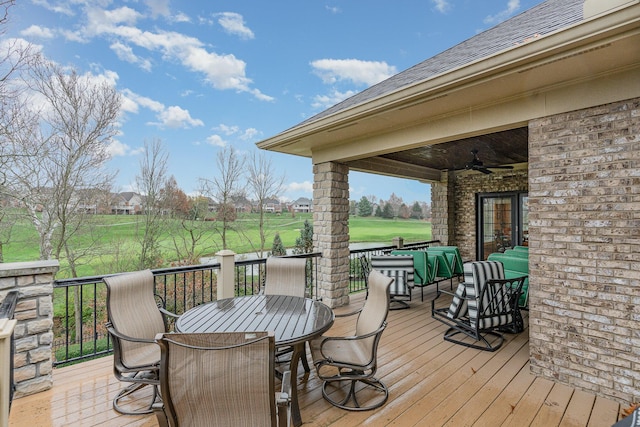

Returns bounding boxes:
[9,286,623,427]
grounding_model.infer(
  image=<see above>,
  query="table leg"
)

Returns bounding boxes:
[290,342,304,427]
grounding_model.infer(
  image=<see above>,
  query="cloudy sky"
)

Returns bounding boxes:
[5,0,544,205]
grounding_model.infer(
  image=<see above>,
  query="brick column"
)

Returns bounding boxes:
[0,261,59,398]
[313,162,350,308]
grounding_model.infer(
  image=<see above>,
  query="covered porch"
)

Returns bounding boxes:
[8,289,622,426]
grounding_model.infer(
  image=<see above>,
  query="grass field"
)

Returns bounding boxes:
[3,213,432,278]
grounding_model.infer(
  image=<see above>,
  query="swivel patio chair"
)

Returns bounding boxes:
[311,269,393,411]
[104,269,178,415]
[371,254,414,309]
[431,261,526,352]
[263,256,311,373]
[153,331,291,427]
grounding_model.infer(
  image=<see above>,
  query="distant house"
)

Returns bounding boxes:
[262,198,283,213]
[290,197,312,213]
[111,192,142,215]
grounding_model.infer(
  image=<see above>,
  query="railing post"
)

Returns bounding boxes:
[216,250,236,300]
[393,237,404,248]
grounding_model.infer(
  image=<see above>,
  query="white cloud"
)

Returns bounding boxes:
[311,58,397,86]
[312,89,358,109]
[107,140,129,157]
[212,124,259,141]
[78,9,271,100]
[121,89,202,129]
[157,105,204,129]
[484,0,521,24]
[172,12,191,23]
[144,0,170,19]
[215,124,240,136]
[287,181,313,194]
[240,128,259,141]
[206,134,227,147]
[325,6,341,14]
[216,12,254,40]
[31,0,75,16]
[431,0,451,14]
[110,41,152,71]
[20,25,55,39]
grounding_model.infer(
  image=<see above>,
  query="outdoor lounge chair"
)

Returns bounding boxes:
[263,256,311,373]
[104,269,179,415]
[311,269,393,411]
[431,261,526,352]
[153,331,291,427]
[370,254,414,309]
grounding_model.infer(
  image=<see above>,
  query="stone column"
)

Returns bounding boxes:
[0,260,59,398]
[431,170,455,246]
[313,162,350,308]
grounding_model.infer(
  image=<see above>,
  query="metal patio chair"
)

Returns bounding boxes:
[153,331,290,427]
[104,269,178,415]
[311,269,393,411]
[431,260,526,352]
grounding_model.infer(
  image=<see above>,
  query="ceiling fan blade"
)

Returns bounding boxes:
[477,167,492,174]
[485,165,514,169]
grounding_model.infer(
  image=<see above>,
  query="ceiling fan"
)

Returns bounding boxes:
[465,149,514,174]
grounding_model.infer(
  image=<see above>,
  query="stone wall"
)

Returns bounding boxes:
[0,261,59,398]
[313,162,350,308]
[528,97,640,404]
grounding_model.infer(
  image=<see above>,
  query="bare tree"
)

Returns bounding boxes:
[199,145,245,249]
[1,54,120,262]
[246,150,285,257]
[135,138,169,269]
[0,53,120,345]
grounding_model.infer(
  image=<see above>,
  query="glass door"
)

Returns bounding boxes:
[476,191,528,260]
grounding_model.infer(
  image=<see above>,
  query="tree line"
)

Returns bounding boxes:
[352,195,431,220]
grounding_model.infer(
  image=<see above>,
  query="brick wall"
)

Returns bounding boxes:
[313,162,350,308]
[528,97,640,404]
[431,169,529,261]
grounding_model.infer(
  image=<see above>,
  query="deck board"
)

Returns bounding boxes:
[9,287,621,427]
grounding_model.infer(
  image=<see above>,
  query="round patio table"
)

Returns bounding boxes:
[176,294,334,427]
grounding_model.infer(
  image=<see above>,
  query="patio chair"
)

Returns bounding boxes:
[371,254,414,309]
[264,257,308,298]
[391,250,436,301]
[153,331,291,427]
[310,269,393,411]
[263,256,311,373]
[104,269,179,415]
[431,261,526,352]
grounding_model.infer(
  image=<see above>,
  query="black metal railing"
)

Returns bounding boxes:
[50,242,438,366]
[51,253,322,366]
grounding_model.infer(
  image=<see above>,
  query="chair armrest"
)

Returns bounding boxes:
[106,322,157,344]
[334,307,363,319]
[158,307,180,319]
[317,322,386,363]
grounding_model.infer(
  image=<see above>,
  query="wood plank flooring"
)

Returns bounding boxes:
[9,286,622,426]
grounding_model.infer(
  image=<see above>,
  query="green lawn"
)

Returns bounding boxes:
[3,213,432,278]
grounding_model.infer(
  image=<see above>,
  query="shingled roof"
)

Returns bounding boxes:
[298,0,584,127]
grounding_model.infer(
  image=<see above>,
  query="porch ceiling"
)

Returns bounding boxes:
[344,127,530,182]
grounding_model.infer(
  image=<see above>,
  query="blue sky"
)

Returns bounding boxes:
[6,0,544,205]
